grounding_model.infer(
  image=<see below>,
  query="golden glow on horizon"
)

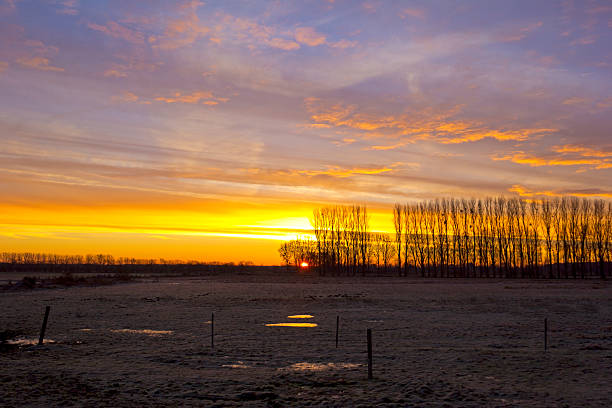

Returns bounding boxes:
[0,201,394,264]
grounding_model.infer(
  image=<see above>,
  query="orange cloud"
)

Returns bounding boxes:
[552,144,612,158]
[291,165,394,178]
[304,98,556,144]
[509,184,612,199]
[152,3,209,50]
[153,91,227,105]
[87,21,144,44]
[366,140,411,150]
[438,127,556,144]
[294,27,326,46]
[493,151,612,169]
[0,61,7,72]
[16,56,64,72]
[267,37,300,50]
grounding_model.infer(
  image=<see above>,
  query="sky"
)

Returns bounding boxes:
[1,0,611,264]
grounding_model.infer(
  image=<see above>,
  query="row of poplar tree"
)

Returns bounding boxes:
[278,196,612,278]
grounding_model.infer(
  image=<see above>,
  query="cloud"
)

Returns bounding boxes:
[294,27,326,46]
[55,0,78,15]
[104,69,127,78]
[365,140,411,151]
[101,56,162,78]
[399,8,426,19]
[0,61,8,73]
[328,39,357,49]
[210,12,354,52]
[509,184,612,199]
[304,98,557,145]
[16,56,64,72]
[291,165,394,178]
[498,21,543,42]
[552,145,612,158]
[493,148,612,170]
[569,35,597,45]
[150,0,209,50]
[266,37,300,50]
[293,26,354,49]
[562,97,588,105]
[112,91,139,103]
[154,91,227,105]
[87,21,145,44]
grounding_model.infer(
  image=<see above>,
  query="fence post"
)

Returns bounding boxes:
[367,328,372,380]
[38,306,50,345]
[335,315,339,348]
[544,318,548,351]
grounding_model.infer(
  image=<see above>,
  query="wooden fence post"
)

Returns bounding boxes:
[544,318,548,351]
[367,328,373,380]
[38,306,50,345]
[335,315,339,348]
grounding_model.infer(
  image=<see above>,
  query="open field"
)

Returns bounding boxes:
[1,273,611,407]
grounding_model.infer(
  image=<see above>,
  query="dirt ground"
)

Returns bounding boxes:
[1,273,611,407]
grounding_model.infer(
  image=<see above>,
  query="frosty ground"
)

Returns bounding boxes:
[1,272,611,407]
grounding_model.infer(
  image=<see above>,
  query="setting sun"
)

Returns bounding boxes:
[300,262,309,268]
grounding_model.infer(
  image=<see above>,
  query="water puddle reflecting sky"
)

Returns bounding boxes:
[279,362,360,371]
[6,337,56,345]
[111,329,173,336]
[266,314,317,327]
[222,361,250,369]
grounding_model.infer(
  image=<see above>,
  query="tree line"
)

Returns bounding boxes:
[279,197,612,279]
[0,252,259,275]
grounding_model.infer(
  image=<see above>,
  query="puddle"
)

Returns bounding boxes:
[280,362,360,371]
[287,315,314,319]
[266,323,318,327]
[79,328,94,332]
[111,329,173,336]
[6,337,56,346]
[222,361,250,369]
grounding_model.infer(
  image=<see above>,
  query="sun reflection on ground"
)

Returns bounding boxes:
[265,323,318,327]
[287,314,314,319]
